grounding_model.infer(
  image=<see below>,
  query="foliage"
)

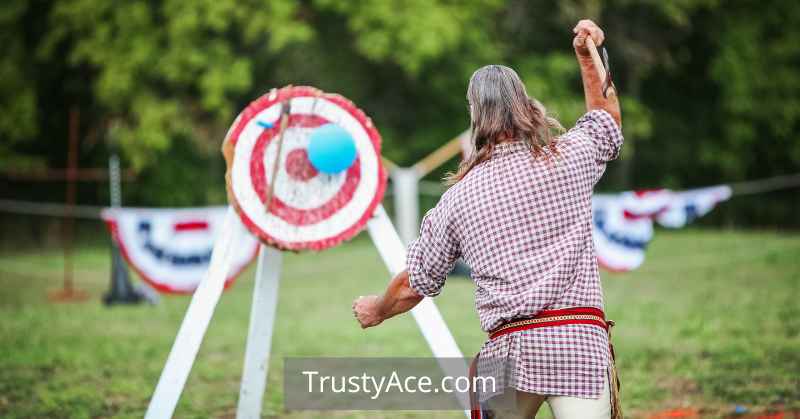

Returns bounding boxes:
[0,0,798,222]
[0,2,41,169]
[709,0,800,175]
[38,0,312,169]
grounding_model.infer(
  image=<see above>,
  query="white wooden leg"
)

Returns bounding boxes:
[366,205,471,415]
[236,245,282,419]
[145,207,243,419]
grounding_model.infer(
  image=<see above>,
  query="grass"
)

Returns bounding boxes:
[0,229,798,418]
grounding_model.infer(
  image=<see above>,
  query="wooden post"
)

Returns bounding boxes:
[145,207,243,418]
[236,245,282,419]
[391,168,420,245]
[64,107,78,293]
[50,107,88,302]
[412,131,470,179]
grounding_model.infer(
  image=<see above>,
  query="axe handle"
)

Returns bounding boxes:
[585,37,607,83]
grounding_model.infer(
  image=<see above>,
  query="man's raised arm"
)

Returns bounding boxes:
[573,19,622,127]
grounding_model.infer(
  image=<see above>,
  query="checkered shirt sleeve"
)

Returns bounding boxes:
[571,109,623,163]
[406,188,461,297]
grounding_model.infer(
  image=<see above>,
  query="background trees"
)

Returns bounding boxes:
[1,0,798,224]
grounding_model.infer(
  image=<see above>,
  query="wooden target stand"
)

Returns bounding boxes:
[386,129,472,244]
[144,87,470,418]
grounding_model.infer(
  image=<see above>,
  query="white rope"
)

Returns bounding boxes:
[1,173,797,218]
[409,173,800,198]
[729,173,800,196]
[0,199,102,219]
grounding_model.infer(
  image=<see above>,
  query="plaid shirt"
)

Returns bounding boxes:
[407,109,623,398]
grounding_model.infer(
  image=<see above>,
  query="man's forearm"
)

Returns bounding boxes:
[576,49,622,127]
[376,270,424,321]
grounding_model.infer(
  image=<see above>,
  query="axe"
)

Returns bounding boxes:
[586,37,616,98]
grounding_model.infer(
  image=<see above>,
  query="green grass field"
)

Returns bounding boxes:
[0,229,798,418]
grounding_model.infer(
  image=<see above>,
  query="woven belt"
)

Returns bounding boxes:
[488,307,609,340]
[475,306,622,419]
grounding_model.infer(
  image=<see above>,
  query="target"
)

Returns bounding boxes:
[223,86,387,251]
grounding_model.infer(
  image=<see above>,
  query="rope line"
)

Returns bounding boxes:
[0,199,103,219]
[1,173,797,218]
[729,173,800,196]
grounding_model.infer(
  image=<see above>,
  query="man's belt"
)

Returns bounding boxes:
[488,307,610,340]
[473,306,622,419]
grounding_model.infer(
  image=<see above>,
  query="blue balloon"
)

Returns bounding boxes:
[307,123,357,174]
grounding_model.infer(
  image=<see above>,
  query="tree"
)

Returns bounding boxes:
[1,0,797,225]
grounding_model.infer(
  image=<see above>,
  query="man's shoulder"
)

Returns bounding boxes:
[452,162,490,194]
[438,167,486,210]
[554,126,596,160]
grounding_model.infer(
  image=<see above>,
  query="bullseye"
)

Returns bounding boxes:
[285,149,318,182]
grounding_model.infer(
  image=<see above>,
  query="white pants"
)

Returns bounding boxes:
[486,375,611,419]
[545,376,611,419]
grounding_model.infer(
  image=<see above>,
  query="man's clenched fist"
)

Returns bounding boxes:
[352,295,384,329]
[573,19,605,56]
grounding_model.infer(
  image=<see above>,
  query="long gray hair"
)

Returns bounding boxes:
[445,65,564,185]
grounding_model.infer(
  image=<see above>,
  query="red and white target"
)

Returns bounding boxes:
[223,86,387,251]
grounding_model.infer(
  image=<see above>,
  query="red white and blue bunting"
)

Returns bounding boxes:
[592,185,732,272]
[102,207,260,294]
[99,185,731,291]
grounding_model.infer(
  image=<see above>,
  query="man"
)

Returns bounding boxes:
[354,19,622,419]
